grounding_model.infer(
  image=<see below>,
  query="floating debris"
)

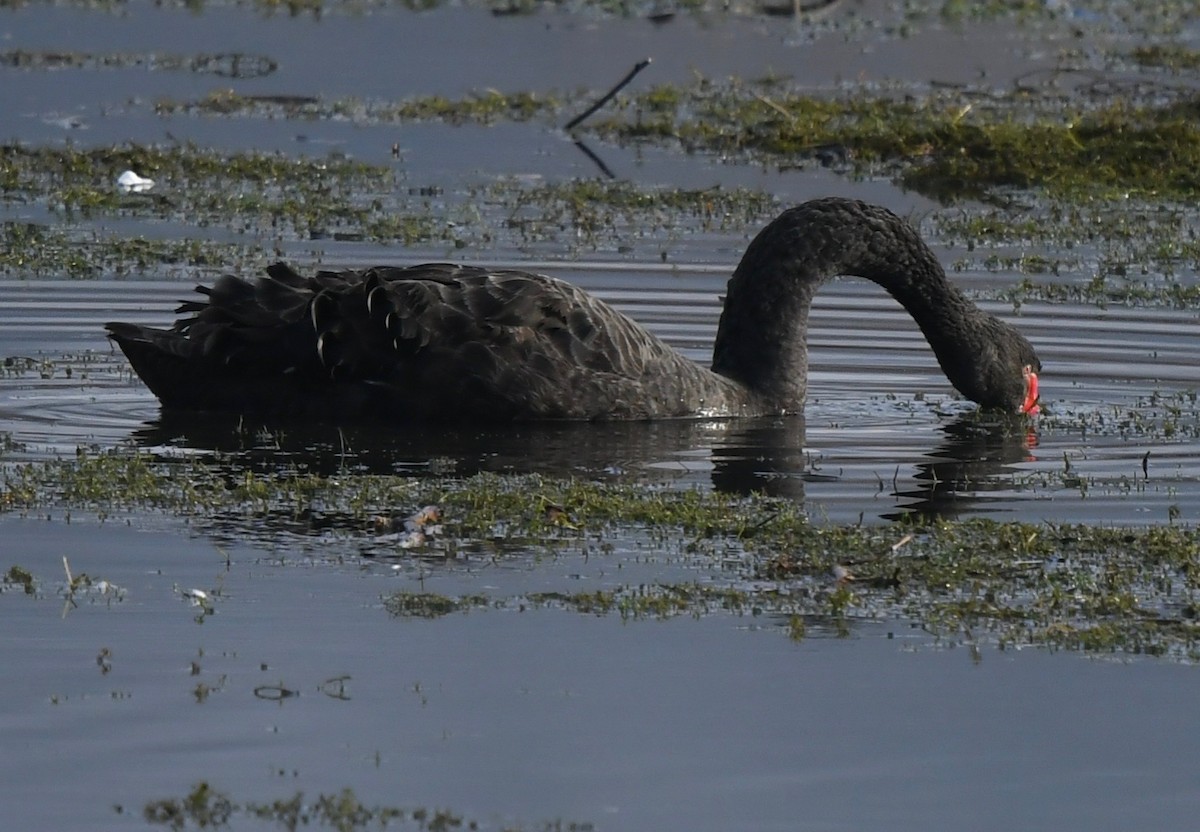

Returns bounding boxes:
[372,504,442,534]
[371,504,444,550]
[176,585,215,616]
[42,114,85,130]
[116,169,154,194]
[254,684,298,701]
[404,504,442,531]
[392,530,428,549]
[180,587,208,604]
[542,502,578,529]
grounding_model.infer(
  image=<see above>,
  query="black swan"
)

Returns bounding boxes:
[105,197,1041,421]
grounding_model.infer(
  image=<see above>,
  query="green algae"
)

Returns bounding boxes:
[153,86,563,124]
[141,781,592,831]
[143,75,1200,202]
[5,454,1199,660]
[9,67,1200,306]
[3,564,36,594]
[384,590,490,618]
[71,77,1200,309]
[1,139,779,277]
[1128,43,1200,72]
[0,143,422,241]
[0,49,277,77]
[0,220,256,279]
[932,203,1200,308]
[587,82,1200,201]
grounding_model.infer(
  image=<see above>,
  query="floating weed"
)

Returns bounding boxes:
[3,564,36,595]
[0,142,455,268]
[0,49,277,77]
[3,140,781,274]
[39,72,1200,212]
[154,87,565,125]
[933,201,1200,308]
[525,583,759,619]
[383,591,489,618]
[1127,43,1200,72]
[142,781,590,831]
[1040,392,1200,440]
[5,454,1200,659]
[491,178,778,250]
[579,78,1200,201]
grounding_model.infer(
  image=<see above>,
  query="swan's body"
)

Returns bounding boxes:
[106,197,1040,421]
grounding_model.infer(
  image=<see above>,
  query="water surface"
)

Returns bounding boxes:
[3,3,1200,831]
[4,274,1199,524]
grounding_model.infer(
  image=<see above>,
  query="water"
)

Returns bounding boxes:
[3,2,1200,830]
[4,275,1200,524]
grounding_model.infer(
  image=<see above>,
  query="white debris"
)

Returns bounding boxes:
[180,587,209,605]
[116,169,154,193]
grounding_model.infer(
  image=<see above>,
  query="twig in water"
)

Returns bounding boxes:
[565,58,652,131]
[61,556,76,619]
[754,92,793,122]
[572,139,617,179]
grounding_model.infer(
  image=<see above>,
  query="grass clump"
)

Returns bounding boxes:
[5,454,1200,660]
[142,781,589,831]
[3,565,36,594]
[153,87,564,125]
[582,81,1200,201]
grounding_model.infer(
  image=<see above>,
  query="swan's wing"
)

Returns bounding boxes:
[109,262,687,419]
[305,263,678,418]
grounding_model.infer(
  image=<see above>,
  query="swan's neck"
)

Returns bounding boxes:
[710,199,980,411]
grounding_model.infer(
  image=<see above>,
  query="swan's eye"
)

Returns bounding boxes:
[1019,365,1040,415]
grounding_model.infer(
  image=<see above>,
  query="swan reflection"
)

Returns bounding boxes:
[130,409,1037,522]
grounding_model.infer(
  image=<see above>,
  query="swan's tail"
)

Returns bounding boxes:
[105,322,195,406]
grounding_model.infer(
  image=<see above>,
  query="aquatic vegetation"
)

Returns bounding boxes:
[141,781,591,831]
[154,87,563,124]
[140,70,1200,203]
[3,564,36,594]
[0,49,277,77]
[51,77,1200,307]
[383,591,489,618]
[933,203,1200,308]
[1,138,781,277]
[9,67,1200,307]
[1039,390,1200,440]
[491,178,778,249]
[4,455,1199,660]
[0,143,429,243]
[0,220,256,279]
[1127,43,1200,72]
[583,81,1200,202]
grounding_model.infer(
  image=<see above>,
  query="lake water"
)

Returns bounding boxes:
[3,2,1200,830]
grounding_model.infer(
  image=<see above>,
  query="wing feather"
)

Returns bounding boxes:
[106,261,712,420]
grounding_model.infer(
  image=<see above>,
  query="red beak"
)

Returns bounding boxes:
[1020,366,1040,415]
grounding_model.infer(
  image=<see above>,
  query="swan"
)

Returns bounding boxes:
[105,197,1041,421]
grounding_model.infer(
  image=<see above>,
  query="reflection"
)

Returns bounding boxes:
[887,415,1039,521]
[708,416,814,499]
[133,411,737,483]
[129,409,1038,521]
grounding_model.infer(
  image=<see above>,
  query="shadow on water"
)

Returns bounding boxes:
[886,415,1039,521]
[130,409,1037,520]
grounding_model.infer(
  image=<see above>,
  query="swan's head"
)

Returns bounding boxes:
[940,317,1041,415]
[992,321,1041,415]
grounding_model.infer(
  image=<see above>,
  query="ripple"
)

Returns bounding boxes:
[3,276,1199,524]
